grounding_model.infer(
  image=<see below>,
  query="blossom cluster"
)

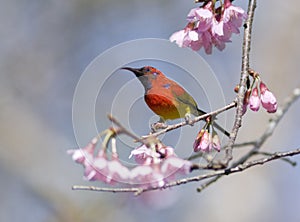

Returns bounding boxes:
[193,122,221,153]
[68,137,192,188]
[238,73,277,114]
[169,0,247,54]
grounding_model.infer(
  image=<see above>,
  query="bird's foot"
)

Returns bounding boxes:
[185,113,194,126]
[151,122,168,133]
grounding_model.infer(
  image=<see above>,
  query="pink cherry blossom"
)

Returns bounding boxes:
[83,163,98,181]
[188,7,213,32]
[223,0,248,34]
[130,144,176,165]
[129,144,158,164]
[161,156,192,178]
[211,34,226,51]
[169,22,199,49]
[249,87,261,111]
[130,165,165,188]
[84,150,108,182]
[211,18,224,36]
[169,1,247,54]
[149,171,165,188]
[260,82,277,113]
[130,165,152,184]
[169,29,186,48]
[200,31,213,54]
[67,138,97,164]
[69,138,194,187]
[106,155,130,184]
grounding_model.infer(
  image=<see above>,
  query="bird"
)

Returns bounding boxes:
[121,66,229,137]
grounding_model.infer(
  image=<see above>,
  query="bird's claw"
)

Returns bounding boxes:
[185,113,194,126]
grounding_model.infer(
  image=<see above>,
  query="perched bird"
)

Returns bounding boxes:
[122,66,229,137]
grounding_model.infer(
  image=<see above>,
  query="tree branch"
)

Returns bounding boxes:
[223,0,257,166]
[72,148,300,195]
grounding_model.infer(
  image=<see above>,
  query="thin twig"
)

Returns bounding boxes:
[145,101,236,138]
[232,141,256,148]
[108,114,144,143]
[196,177,220,192]
[253,151,297,167]
[72,185,140,193]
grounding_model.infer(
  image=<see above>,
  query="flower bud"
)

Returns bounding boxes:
[249,87,260,111]
[260,82,277,113]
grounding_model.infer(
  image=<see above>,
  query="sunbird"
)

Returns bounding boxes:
[122,66,229,137]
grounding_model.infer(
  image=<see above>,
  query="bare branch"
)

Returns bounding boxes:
[197,177,220,192]
[72,185,140,193]
[108,114,144,143]
[232,141,256,148]
[254,151,297,167]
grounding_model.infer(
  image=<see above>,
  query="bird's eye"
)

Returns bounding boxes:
[144,67,150,72]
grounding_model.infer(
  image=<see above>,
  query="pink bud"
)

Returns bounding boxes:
[194,130,211,152]
[193,129,204,152]
[242,103,248,115]
[249,87,261,111]
[241,89,251,115]
[212,133,221,152]
[260,82,277,113]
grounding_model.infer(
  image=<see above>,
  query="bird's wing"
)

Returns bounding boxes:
[168,81,203,116]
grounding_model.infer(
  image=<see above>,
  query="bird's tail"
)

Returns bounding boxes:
[197,108,230,137]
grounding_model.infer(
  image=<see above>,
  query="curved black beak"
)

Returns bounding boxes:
[121,67,144,77]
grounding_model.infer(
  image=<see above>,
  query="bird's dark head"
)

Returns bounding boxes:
[121,66,163,91]
[121,66,161,78]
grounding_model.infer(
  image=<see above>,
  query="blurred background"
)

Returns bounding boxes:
[0,0,300,221]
